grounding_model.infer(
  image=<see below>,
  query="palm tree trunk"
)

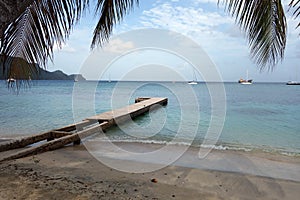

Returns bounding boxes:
[0,0,33,38]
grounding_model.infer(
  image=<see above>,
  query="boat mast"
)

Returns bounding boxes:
[193,67,197,81]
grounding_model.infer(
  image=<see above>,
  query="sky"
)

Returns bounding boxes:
[48,0,299,82]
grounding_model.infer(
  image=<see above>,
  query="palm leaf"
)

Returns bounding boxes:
[91,0,139,48]
[0,0,89,82]
[219,0,287,70]
[0,0,34,39]
[289,0,300,29]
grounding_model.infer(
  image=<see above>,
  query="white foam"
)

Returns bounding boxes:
[87,137,258,153]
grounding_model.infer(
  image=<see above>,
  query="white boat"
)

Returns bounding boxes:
[286,81,300,85]
[188,66,198,85]
[238,70,252,85]
[188,81,197,85]
[240,81,252,85]
[7,78,16,83]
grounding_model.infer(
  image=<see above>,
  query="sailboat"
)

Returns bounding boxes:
[238,70,253,85]
[188,67,198,85]
[108,73,111,82]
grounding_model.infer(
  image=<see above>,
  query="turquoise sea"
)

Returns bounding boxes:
[0,80,299,155]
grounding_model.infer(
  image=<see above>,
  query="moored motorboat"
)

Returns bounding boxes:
[188,81,198,85]
[286,81,300,85]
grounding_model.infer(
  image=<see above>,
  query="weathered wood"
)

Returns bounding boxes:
[55,120,93,132]
[135,97,151,103]
[50,131,72,138]
[0,132,51,152]
[87,98,168,122]
[47,131,73,142]
[0,120,92,152]
[0,97,168,162]
[0,122,109,162]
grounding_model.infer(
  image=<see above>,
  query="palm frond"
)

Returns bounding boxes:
[0,0,34,39]
[219,0,287,70]
[91,0,139,48]
[0,0,89,82]
[289,0,300,29]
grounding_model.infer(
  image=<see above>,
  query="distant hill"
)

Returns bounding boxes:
[0,56,86,81]
[32,68,86,81]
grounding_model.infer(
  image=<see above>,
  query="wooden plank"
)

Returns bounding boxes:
[50,131,72,139]
[87,97,168,122]
[55,120,93,132]
[0,97,168,161]
[0,120,92,152]
[0,122,110,162]
[135,97,151,103]
[0,132,51,152]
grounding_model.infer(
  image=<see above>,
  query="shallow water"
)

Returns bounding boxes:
[0,80,299,155]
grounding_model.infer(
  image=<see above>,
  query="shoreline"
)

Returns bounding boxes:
[83,140,300,182]
[3,133,299,157]
[92,137,300,157]
[1,144,300,199]
[2,134,300,157]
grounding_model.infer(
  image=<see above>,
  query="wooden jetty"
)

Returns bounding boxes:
[0,97,168,162]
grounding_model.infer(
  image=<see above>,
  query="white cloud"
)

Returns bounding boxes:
[53,27,93,53]
[50,0,299,81]
[141,3,233,34]
[53,43,77,53]
[139,2,242,54]
[194,0,219,4]
[103,38,135,53]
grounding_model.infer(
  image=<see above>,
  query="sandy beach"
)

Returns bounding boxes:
[1,143,299,200]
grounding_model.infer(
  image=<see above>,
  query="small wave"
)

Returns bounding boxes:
[91,138,191,146]
[261,148,300,157]
[280,151,300,157]
[199,144,253,152]
[87,136,300,156]
[87,137,257,152]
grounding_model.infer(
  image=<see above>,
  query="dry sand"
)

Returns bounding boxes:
[0,145,300,200]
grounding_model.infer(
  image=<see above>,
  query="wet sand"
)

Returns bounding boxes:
[84,141,300,181]
[0,143,300,200]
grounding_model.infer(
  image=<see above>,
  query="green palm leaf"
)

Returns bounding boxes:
[219,0,287,70]
[91,0,139,48]
[289,0,300,28]
[0,0,88,81]
[0,0,295,83]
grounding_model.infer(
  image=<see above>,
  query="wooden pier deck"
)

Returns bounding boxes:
[87,97,168,124]
[0,97,168,162]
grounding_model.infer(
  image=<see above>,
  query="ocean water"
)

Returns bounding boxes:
[0,80,299,155]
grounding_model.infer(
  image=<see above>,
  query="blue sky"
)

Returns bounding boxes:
[48,0,299,82]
